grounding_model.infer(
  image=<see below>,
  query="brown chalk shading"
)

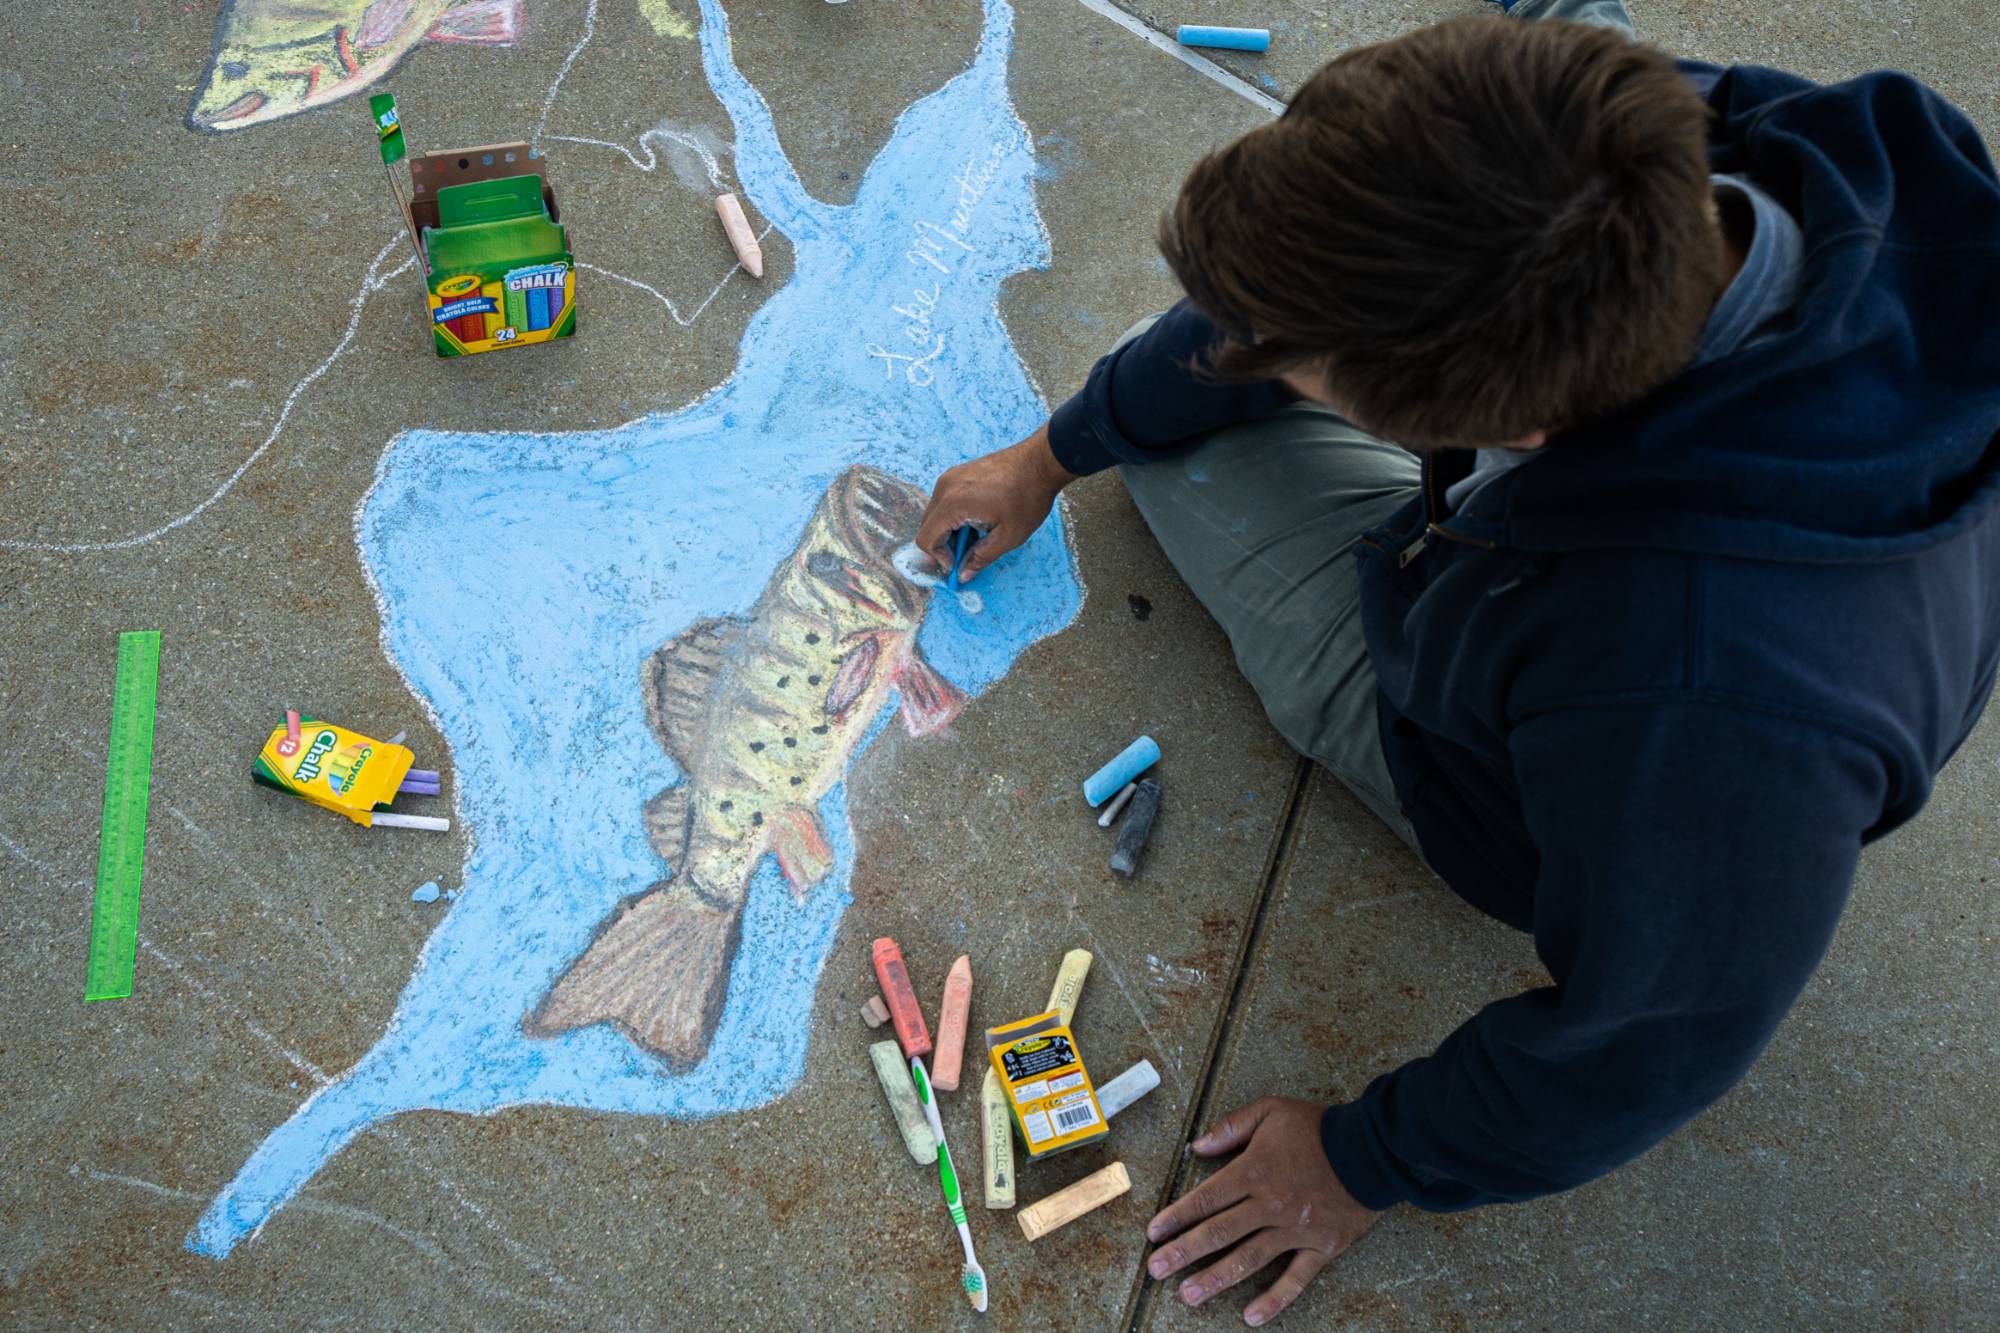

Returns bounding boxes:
[932,954,972,1090]
[861,995,890,1027]
[1017,1161,1131,1242]
[715,193,764,277]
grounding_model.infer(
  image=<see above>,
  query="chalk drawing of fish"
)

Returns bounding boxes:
[190,0,524,133]
[525,466,962,1070]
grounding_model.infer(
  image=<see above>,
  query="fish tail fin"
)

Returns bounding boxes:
[427,0,524,44]
[524,884,742,1072]
[894,654,964,736]
[771,810,835,899]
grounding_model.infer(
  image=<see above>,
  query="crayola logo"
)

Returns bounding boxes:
[1013,1038,1052,1055]
[293,729,340,783]
[437,274,482,298]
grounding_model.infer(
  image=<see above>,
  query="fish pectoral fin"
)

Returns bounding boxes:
[427,0,523,44]
[893,654,964,736]
[823,633,882,722]
[646,616,749,763]
[524,885,743,1073]
[642,784,693,869]
[770,810,834,899]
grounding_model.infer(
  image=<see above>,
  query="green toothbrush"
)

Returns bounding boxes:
[911,1057,989,1314]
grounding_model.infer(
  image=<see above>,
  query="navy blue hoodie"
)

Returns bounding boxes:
[1045,62,2000,1210]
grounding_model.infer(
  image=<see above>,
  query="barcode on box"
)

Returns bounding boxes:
[1053,1101,1099,1134]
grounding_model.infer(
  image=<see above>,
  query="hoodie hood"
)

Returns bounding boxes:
[1457,62,2000,564]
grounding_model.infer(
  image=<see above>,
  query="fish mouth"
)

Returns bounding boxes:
[190,90,269,130]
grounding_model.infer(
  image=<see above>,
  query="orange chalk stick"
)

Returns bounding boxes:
[931,955,973,1091]
[871,937,932,1060]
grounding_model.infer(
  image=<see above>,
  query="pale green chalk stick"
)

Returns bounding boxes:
[871,1040,939,1165]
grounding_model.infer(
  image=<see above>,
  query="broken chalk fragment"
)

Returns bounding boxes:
[410,880,441,904]
[1177,24,1271,51]
[1110,779,1162,879]
[1096,1059,1161,1120]
[1018,1161,1132,1242]
[1097,781,1138,828]
[932,954,973,1091]
[861,995,891,1028]
[1085,735,1159,806]
[870,1039,939,1165]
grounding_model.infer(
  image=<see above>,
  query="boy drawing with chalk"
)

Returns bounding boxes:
[919,0,2000,1322]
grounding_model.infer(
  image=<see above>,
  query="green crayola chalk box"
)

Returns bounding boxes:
[986,1010,1109,1160]
[372,98,576,358]
[414,148,574,357]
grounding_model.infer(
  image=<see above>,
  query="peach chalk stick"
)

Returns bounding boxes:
[1018,1161,1131,1242]
[871,937,932,1060]
[1045,948,1092,1027]
[981,1068,1015,1209]
[931,955,973,1091]
[869,1040,938,1165]
[714,193,763,277]
[861,995,890,1027]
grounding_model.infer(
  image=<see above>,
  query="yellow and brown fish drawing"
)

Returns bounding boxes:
[190,0,524,133]
[525,466,963,1071]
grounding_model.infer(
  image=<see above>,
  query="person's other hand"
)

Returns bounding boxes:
[916,422,1077,581]
[1146,1098,1385,1326]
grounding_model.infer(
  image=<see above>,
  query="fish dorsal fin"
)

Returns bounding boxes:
[644,616,748,762]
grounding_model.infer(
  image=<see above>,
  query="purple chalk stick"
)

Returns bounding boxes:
[407,769,440,784]
[399,778,442,796]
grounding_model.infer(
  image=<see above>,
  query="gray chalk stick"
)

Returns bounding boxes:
[1109,779,1161,878]
[1096,1058,1161,1120]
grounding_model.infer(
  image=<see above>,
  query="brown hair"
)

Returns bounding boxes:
[1160,17,1723,446]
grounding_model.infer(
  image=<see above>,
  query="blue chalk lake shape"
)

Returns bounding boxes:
[190,0,1081,1259]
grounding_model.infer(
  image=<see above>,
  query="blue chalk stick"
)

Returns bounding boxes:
[1177,25,1271,51]
[1085,735,1161,806]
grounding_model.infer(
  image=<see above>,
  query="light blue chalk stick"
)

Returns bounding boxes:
[1085,735,1161,806]
[1177,24,1271,51]
[411,881,441,904]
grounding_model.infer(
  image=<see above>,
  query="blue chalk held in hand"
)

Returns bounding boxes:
[1085,735,1161,806]
[1177,25,1271,52]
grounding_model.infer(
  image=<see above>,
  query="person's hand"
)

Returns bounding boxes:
[1146,1098,1385,1326]
[916,422,1077,582]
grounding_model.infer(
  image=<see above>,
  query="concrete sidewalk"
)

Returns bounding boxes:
[1,0,1993,1328]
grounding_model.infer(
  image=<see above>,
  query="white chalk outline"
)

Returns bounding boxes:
[2,0,758,556]
[1068,0,1287,117]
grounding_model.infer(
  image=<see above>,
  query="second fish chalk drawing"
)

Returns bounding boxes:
[191,0,1080,1258]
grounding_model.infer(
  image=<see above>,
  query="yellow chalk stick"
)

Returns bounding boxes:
[1018,1161,1131,1242]
[932,954,972,1091]
[981,1068,1015,1209]
[869,1039,937,1165]
[1045,947,1092,1026]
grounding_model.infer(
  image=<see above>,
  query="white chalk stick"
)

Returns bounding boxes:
[1096,1059,1161,1120]
[373,813,449,832]
[982,1068,1015,1209]
[1096,782,1138,827]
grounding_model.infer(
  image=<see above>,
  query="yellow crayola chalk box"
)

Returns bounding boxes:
[252,718,414,826]
[986,1010,1108,1159]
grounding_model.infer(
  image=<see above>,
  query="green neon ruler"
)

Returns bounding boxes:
[85,631,161,1002]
